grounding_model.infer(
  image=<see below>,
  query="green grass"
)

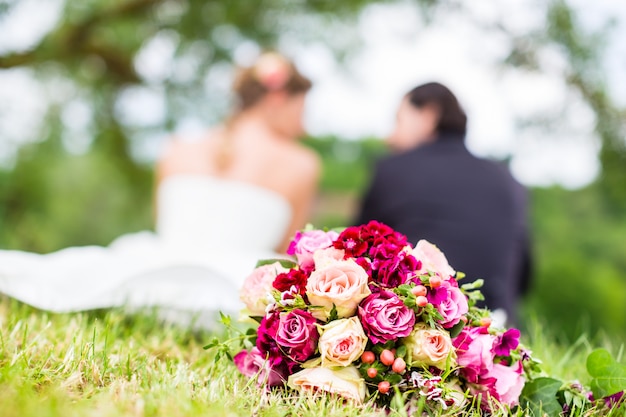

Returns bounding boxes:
[0,297,623,417]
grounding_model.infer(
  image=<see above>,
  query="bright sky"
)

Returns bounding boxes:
[0,0,624,189]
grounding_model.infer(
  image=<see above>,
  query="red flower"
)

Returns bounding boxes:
[360,221,395,240]
[333,227,368,257]
[372,252,419,288]
[273,269,308,296]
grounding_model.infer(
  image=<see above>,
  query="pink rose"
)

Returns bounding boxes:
[256,311,300,377]
[318,317,368,367]
[453,326,496,383]
[288,230,339,271]
[412,240,455,278]
[288,366,366,403]
[427,280,468,328]
[275,309,319,362]
[404,323,456,370]
[484,362,525,406]
[306,259,371,321]
[454,326,525,406]
[240,262,289,315]
[234,347,264,378]
[358,290,415,344]
[233,347,288,387]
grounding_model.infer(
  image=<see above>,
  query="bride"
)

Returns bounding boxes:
[0,52,320,318]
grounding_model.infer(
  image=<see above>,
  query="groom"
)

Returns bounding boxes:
[356,82,531,324]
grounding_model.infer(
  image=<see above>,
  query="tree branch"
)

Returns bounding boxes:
[0,0,167,79]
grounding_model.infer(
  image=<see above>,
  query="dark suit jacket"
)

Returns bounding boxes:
[356,135,531,321]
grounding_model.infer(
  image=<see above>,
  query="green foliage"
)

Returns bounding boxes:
[520,377,564,417]
[586,349,626,398]
[545,1,626,212]
[0,140,153,253]
[522,186,626,343]
[303,136,386,192]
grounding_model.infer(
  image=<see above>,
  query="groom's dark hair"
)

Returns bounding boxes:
[406,82,467,137]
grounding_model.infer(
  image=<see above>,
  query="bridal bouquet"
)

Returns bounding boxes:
[231,221,527,412]
[215,221,625,415]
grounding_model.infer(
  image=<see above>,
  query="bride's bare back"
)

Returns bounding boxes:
[157,55,320,252]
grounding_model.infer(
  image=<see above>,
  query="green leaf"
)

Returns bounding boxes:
[254,258,297,269]
[460,279,483,291]
[327,304,339,322]
[387,373,403,385]
[448,319,466,338]
[520,377,563,417]
[203,337,220,350]
[396,345,407,359]
[249,315,263,324]
[219,312,231,327]
[586,348,626,398]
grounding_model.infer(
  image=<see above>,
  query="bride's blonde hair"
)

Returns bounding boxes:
[216,52,312,171]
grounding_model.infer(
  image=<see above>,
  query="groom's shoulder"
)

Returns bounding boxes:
[376,148,425,171]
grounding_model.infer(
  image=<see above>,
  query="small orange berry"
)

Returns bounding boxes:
[367,367,378,378]
[361,351,375,364]
[378,381,391,394]
[480,317,492,327]
[411,285,427,297]
[392,357,406,374]
[429,276,442,288]
[416,295,429,307]
[380,349,395,366]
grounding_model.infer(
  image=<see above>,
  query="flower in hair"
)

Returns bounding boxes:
[253,53,291,91]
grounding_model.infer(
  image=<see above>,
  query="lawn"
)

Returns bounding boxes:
[0,297,622,417]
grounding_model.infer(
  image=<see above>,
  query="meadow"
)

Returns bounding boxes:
[1,297,623,417]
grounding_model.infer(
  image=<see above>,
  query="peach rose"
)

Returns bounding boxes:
[404,322,456,370]
[318,317,368,367]
[313,247,346,269]
[306,259,371,320]
[412,240,455,278]
[240,262,288,316]
[288,366,367,403]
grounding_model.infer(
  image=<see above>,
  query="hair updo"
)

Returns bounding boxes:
[215,53,311,172]
[232,52,312,112]
[406,82,467,137]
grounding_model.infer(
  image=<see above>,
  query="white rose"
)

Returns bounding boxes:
[404,322,456,370]
[318,317,368,367]
[288,366,367,403]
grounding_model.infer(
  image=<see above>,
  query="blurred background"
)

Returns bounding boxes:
[0,0,624,342]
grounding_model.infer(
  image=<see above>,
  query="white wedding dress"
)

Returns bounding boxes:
[0,175,292,322]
